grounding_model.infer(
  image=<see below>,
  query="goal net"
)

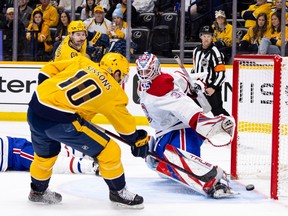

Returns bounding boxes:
[231,55,288,199]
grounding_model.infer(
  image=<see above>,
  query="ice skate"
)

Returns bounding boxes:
[109,186,144,209]
[203,167,239,199]
[207,182,240,199]
[28,184,62,204]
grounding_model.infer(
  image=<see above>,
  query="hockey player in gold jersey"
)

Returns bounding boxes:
[53,20,109,62]
[54,20,88,61]
[27,53,149,208]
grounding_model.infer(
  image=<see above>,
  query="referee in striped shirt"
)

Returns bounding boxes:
[192,25,230,116]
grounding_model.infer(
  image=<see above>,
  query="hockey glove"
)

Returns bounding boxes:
[95,34,110,48]
[131,129,149,158]
[87,31,102,45]
[120,129,149,158]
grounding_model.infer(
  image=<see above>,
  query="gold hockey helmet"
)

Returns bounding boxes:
[100,53,129,84]
[68,20,87,34]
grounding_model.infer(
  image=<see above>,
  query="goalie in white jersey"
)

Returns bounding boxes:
[136,52,237,198]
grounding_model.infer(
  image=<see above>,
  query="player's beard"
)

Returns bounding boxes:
[71,38,85,50]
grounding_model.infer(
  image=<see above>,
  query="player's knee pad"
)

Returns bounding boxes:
[96,139,124,179]
[30,153,58,180]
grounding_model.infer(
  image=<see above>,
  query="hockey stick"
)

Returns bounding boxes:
[93,124,214,181]
[174,55,212,113]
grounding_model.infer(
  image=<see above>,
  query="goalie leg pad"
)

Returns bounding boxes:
[196,113,235,146]
[161,144,233,197]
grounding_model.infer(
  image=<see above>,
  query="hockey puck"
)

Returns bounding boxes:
[246,184,255,191]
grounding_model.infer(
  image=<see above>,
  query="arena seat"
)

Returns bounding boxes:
[132,27,151,54]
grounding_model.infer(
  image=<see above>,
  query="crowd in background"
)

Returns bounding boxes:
[0,0,287,63]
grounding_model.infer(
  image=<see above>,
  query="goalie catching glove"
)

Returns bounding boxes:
[195,113,235,147]
[120,129,149,158]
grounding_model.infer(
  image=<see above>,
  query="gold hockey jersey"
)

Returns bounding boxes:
[54,36,87,61]
[29,56,136,135]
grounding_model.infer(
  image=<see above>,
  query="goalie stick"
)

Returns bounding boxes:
[93,124,239,198]
[93,124,232,184]
[174,55,212,113]
[92,124,209,179]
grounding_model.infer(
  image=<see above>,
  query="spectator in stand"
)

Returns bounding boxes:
[107,3,132,56]
[187,0,211,42]
[258,11,288,55]
[26,10,53,60]
[84,5,111,42]
[84,5,111,61]
[106,0,139,28]
[132,0,155,13]
[241,0,271,28]
[212,10,232,63]
[0,7,26,60]
[238,13,269,54]
[80,0,96,20]
[18,0,34,28]
[55,0,83,13]
[54,11,71,42]
[51,11,71,58]
[82,0,110,13]
[31,0,59,27]
[268,0,288,27]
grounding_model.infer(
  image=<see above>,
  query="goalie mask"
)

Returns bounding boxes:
[99,52,129,84]
[136,52,161,85]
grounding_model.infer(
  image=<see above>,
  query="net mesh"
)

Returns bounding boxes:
[234,57,288,198]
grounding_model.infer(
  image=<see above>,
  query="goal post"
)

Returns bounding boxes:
[231,54,288,200]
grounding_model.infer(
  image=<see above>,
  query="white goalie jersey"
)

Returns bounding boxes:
[139,70,203,138]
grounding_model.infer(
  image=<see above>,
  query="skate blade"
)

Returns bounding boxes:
[111,201,144,209]
[28,199,62,205]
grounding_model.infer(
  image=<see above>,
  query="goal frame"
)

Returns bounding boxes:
[231,54,282,200]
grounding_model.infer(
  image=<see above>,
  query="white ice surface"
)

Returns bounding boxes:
[0,121,287,216]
